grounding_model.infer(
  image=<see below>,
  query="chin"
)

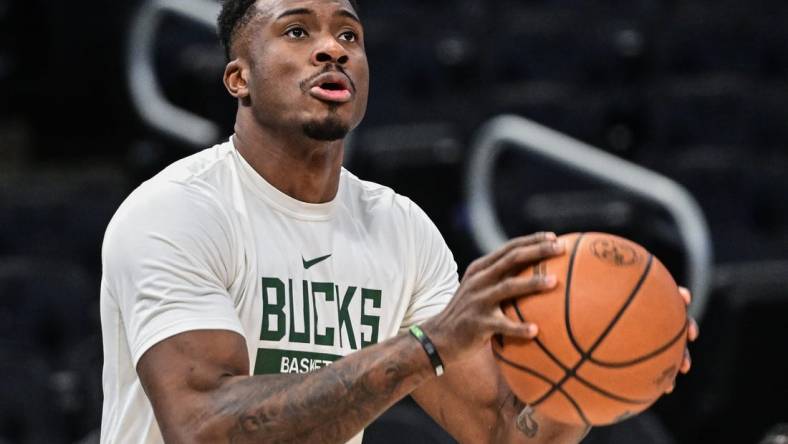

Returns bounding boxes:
[302,115,351,142]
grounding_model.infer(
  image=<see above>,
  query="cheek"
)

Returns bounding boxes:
[353,64,371,115]
[350,58,370,95]
[355,87,369,113]
[249,51,304,101]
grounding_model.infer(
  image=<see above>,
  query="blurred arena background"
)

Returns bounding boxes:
[1,0,787,442]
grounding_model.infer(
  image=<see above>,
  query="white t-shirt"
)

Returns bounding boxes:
[99,138,459,444]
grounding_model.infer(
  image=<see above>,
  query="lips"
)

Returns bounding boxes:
[308,72,353,103]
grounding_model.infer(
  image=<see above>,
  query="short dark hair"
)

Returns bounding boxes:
[218,0,360,61]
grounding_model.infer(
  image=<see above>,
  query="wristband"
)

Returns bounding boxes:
[409,325,445,376]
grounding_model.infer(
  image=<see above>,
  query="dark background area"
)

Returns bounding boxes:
[1,0,787,442]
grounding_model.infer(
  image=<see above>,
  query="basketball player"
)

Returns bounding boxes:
[99,0,697,442]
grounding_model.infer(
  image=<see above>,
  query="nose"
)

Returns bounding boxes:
[311,36,349,66]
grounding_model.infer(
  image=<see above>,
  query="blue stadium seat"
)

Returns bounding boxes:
[759,12,788,77]
[490,22,589,85]
[61,335,104,439]
[654,5,762,76]
[745,89,788,149]
[647,76,753,148]
[0,257,95,364]
[655,146,788,263]
[483,82,584,136]
[0,352,67,443]
[0,167,128,269]
[484,84,648,160]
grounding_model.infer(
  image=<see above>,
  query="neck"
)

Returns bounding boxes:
[232,112,345,204]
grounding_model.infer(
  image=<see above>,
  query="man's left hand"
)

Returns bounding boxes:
[667,286,699,394]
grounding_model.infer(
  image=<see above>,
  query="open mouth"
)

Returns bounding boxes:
[310,84,352,103]
[321,82,344,91]
[308,72,354,103]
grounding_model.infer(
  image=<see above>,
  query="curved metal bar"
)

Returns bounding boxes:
[467,115,713,321]
[127,0,221,147]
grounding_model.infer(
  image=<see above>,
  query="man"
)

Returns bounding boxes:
[99,0,696,442]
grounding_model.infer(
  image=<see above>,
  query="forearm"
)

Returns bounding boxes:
[141,234,568,443]
[194,332,434,444]
[412,346,588,444]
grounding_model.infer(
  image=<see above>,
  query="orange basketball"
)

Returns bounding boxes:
[493,232,688,426]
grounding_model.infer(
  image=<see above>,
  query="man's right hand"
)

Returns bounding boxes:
[422,232,565,366]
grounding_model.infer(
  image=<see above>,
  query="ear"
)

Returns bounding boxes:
[223,59,249,100]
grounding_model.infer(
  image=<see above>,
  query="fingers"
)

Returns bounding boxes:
[490,310,539,339]
[485,274,558,305]
[679,286,692,305]
[680,348,692,374]
[464,232,557,279]
[673,317,697,381]
[688,317,699,342]
[470,239,564,289]
[666,349,691,394]
[666,317,697,395]
[495,318,539,339]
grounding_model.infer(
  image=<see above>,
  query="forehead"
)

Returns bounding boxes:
[252,0,357,20]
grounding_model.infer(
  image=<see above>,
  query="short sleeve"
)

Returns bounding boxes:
[101,180,244,366]
[399,201,460,332]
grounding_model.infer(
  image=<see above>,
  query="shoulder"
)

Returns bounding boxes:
[340,168,424,223]
[104,142,238,255]
[149,139,237,189]
[115,141,235,220]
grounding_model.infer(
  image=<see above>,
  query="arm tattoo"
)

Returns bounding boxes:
[516,405,539,438]
[206,334,430,444]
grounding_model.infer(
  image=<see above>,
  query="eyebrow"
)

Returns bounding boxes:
[335,9,361,25]
[275,7,312,20]
[274,7,361,25]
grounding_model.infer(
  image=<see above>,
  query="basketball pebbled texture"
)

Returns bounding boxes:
[493,232,688,426]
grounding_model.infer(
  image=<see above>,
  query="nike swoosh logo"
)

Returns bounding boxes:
[302,254,332,270]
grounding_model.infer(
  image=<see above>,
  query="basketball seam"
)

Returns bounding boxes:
[512,301,570,369]
[533,251,655,409]
[588,318,689,368]
[492,345,591,426]
[572,374,652,405]
[583,254,655,355]
[515,297,653,404]
[529,332,653,404]
[564,233,587,357]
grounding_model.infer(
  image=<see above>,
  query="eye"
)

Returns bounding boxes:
[339,30,357,42]
[285,27,308,39]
